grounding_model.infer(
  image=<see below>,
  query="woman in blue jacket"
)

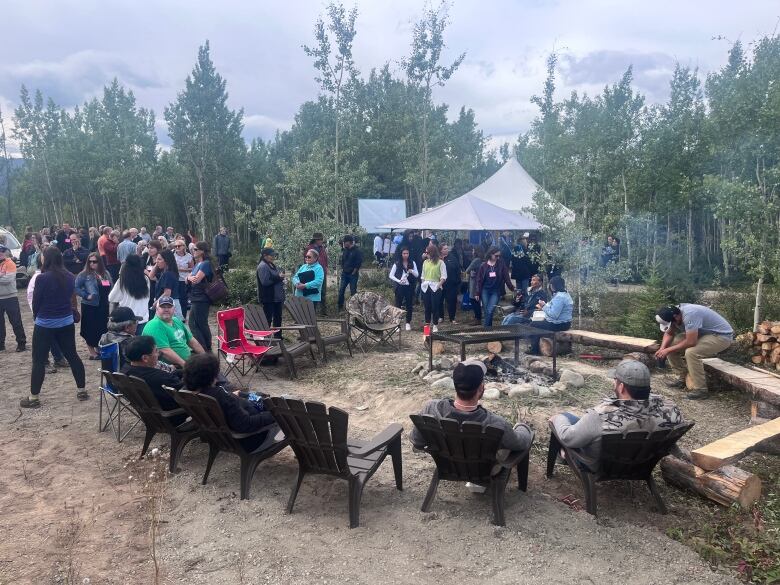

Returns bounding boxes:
[528,275,573,355]
[292,248,325,308]
[75,252,113,359]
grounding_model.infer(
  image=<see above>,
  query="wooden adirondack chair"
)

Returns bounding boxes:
[264,396,403,528]
[243,303,317,379]
[173,389,288,500]
[546,420,694,515]
[409,414,532,526]
[109,372,199,473]
[284,296,352,362]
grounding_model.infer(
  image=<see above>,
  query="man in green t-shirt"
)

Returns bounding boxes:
[143,296,205,367]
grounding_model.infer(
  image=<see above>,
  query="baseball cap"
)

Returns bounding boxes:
[655,306,677,332]
[261,247,276,257]
[607,360,651,387]
[452,358,487,391]
[157,295,175,307]
[110,306,143,323]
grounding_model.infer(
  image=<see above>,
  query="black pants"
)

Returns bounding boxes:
[178,281,189,320]
[422,288,442,325]
[262,301,283,339]
[31,323,85,395]
[217,254,230,271]
[394,285,413,324]
[0,297,26,346]
[189,301,211,351]
[529,320,571,354]
[443,284,459,322]
[106,263,120,282]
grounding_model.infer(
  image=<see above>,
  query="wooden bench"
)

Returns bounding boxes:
[557,329,660,354]
[702,357,780,410]
[691,418,780,471]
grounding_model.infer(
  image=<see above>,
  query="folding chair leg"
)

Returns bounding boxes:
[348,476,366,529]
[202,443,220,485]
[646,476,668,514]
[421,469,440,512]
[287,467,306,513]
[389,436,403,490]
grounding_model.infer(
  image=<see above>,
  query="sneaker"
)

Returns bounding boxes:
[664,377,686,389]
[76,390,90,401]
[15,343,26,352]
[404,323,411,331]
[450,320,458,325]
[432,325,438,333]
[465,482,487,494]
[54,359,69,368]
[20,397,41,408]
[685,389,710,400]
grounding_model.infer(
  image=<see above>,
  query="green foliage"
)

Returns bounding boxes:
[616,267,674,339]
[221,268,257,307]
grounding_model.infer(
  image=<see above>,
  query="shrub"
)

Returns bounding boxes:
[221,268,257,307]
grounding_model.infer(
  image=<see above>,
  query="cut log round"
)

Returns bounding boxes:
[540,338,571,357]
[751,400,780,425]
[761,342,777,351]
[660,455,761,508]
[752,355,765,364]
[771,347,780,364]
[758,321,772,335]
[431,341,445,355]
[756,334,775,343]
[486,341,503,354]
[771,325,780,335]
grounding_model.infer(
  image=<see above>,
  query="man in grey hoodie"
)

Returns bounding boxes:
[549,360,686,470]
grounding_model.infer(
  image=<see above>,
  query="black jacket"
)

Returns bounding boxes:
[200,385,277,451]
[256,260,284,304]
[443,254,461,287]
[121,364,183,412]
[340,246,363,274]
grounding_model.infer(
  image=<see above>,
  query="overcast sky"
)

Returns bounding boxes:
[1,0,778,154]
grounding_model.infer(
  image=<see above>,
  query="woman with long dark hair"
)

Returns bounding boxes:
[475,246,515,328]
[154,249,183,318]
[75,252,113,359]
[389,246,418,331]
[186,241,214,351]
[21,247,87,408]
[109,253,150,333]
[420,243,446,333]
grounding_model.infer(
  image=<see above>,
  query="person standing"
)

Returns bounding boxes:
[153,249,183,319]
[373,233,384,265]
[75,253,113,360]
[63,236,89,275]
[0,243,26,352]
[21,247,87,408]
[441,244,462,325]
[186,242,215,352]
[165,227,176,244]
[528,275,573,355]
[143,240,162,316]
[654,304,734,400]
[256,248,285,335]
[420,243,446,333]
[474,246,514,328]
[213,227,232,271]
[389,247,418,331]
[103,230,121,282]
[173,240,194,320]
[26,254,67,371]
[139,227,151,243]
[292,248,325,309]
[511,234,532,292]
[337,235,363,311]
[305,232,329,315]
[108,254,151,332]
[465,247,484,324]
[117,230,137,263]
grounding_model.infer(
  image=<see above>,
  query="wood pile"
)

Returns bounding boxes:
[739,320,780,368]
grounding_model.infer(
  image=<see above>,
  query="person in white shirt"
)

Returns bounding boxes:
[373,234,384,264]
[382,235,391,258]
[389,247,419,331]
[173,240,194,320]
[108,254,151,331]
[420,243,447,332]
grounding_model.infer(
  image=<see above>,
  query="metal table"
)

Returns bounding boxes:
[428,324,558,376]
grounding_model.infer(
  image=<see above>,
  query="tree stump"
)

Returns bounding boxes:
[431,341,445,355]
[540,338,571,357]
[660,454,761,508]
[486,341,503,354]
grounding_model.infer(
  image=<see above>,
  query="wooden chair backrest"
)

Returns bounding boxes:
[285,297,319,342]
[244,304,270,330]
[265,396,349,476]
[597,422,694,480]
[111,372,178,433]
[173,390,244,454]
[410,414,504,484]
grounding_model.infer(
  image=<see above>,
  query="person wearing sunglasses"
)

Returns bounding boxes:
[292,248,325,308]
[74,253,113,359]
[474,246,514,328]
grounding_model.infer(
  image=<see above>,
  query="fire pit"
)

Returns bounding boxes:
[483,354,554,386]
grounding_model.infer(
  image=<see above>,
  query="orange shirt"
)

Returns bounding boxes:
[97,234,108,256]
[0,257,15,276]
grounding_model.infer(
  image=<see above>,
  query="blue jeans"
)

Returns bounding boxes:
[481,288,500,328]
[561,412,579,424]
[501,313,530,326]
[517,278,530,293]
[338,273,359,309]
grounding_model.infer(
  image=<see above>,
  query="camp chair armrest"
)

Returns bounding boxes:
[495,439,534,469]
[160,408,188,418]
[230,423,279,440]
[318,318,348,324]
[245,329,275,340]
[348,423,403,457]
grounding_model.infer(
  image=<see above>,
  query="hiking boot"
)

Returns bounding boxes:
[685,389,710,400]
[15,343,26,352]
[20,397,41,409]
[664,376,686,389]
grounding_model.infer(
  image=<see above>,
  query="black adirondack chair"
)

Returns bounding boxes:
[284,296,352,362]
[409,414,532,526]
[264,396,403,528]
[546,420,695,515]
[244,303,317,379]
[109,372,199,473]
[173,389,288,500]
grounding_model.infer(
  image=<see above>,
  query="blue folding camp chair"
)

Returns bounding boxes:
[99,342,141,442]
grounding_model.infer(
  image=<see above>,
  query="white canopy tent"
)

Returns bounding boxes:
[465,158,575,222]
[378,193,542,231]
[358,198,407,233]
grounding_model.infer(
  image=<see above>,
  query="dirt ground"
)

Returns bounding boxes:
[0,290,759,584]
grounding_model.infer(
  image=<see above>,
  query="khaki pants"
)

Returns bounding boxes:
[667,333,732,390]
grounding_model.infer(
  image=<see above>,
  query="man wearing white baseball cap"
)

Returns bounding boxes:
[654,304,733,400]
[549,360,686,470]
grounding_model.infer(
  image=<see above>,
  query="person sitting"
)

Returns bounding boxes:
[121,335,187,425]
[142,296,205,367]
[183,352,277,451]
[528,275,573,355]
[502,273,547,326]
[410,358,534,475]
[99,306,144,367]
[549,360,686,470]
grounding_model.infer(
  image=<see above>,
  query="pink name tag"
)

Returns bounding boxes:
[65,238,71,243]
[101,279,110,287]
[489,271,496,278]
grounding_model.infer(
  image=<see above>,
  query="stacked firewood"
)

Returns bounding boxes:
[739,321,780,368]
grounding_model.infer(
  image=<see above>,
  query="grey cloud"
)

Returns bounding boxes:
[0,50,164,107]
[559,50,677,102]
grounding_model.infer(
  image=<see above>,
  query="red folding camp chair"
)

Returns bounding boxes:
[216,307,274,387]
